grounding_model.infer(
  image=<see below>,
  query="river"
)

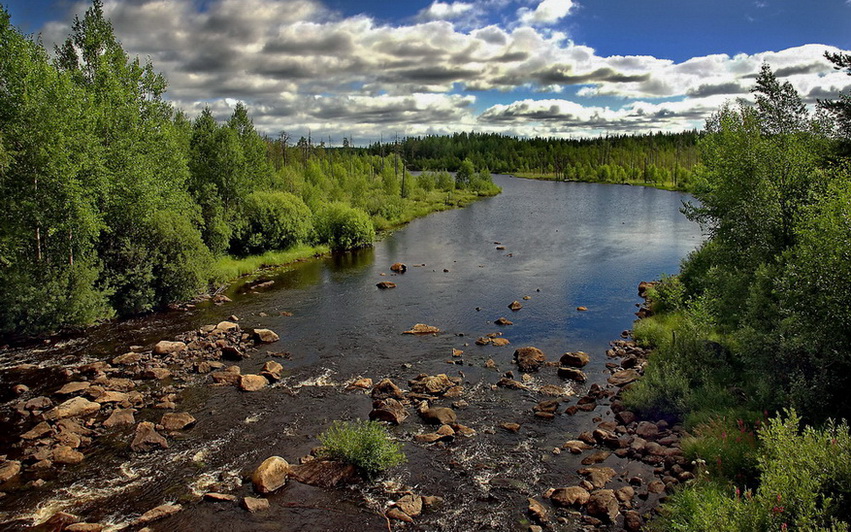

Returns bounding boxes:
[0,175,703,531]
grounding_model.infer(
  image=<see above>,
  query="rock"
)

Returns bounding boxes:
[261,360,284,381]
[396,494,423,517]
[557,367,587,382]
[496,377,527,389]
[403,323,440,334]
[53,446,84,465]
[624,510,644,531]
[42,512,80,530]
[376,282,397,289]
[491,338,511,346]
[495,317,513,326]
[66,524,105,532]
[160,412,196,431]
[514,347,545,372]
[103,408,136,428]
[386,508,413,523]
[635,421,660,440]
[420,407,456,425]
[647,480,666,494]
[576,306,588,312]
[369,398,409,424]
[253,329,280,343]
[214,321,240,333]
[608,369,640,386]
[638,281,655,298]
[211,367,241,385]
[242,497,270,513]
[371,378,405,399]
[527,498,548,523]
[25,396,53,411]
[22,421,52,440]
[0,461,22,483]
[153,341,186,355]
[452,348,464,357]
[130,422,169,452]
[289,460,358,488]
[548,486,590,507]
[616,486,636,503]
[508,300,523,311]
[113,352,142,365]
[56,381,91,395]
[390,262,407,273]
[560,351,590,367]
[239,375,267,392]
[140,368,171,380]
[586,489,619,522]
[252,456,290,494]
[44,397,101,421]
[500,422,521,433]
[137,504,182,524]
[12,384,29,394]
[204,492,238,502]
[616,410,637,425]
[346,377,373,390]
[581,451,611,465]
[95,391,128,404]
[220,346,246,360]
[579,467,616,489]
[562,440,592,454]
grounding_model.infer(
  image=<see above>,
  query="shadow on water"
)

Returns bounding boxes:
[0,176,704,531]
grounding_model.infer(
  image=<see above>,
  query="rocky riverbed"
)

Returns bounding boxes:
[0,277,694,532]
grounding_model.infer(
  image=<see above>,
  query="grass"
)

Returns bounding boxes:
[209,244,329,284]
[318,419,406,478]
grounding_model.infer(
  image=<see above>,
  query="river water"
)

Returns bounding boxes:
[0,175,702,531]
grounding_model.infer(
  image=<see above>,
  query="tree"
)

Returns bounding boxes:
[819,51,851,138]
[456,158,475,188]
[752,63,808,136]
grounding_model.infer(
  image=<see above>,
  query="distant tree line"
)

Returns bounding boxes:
[368,130,701,190]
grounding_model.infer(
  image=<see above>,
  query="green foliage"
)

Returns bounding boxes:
[313,203,375,251]
[234,191,312,256]
[318,419,406,478]
[655,411,851,531]
[455,158,475,188]
[682,416,761,486]
[646,274,687,313]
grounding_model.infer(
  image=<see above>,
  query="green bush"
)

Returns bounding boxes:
[318,419,406,478]
[682,416,761,486]
[313,203,374,251]
[647,274,687,313]
[652,480,744,532]
[234,190,312,255]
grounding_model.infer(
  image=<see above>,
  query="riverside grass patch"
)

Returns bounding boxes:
[318,419,406,479]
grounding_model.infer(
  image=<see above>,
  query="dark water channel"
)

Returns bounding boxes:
[0,176,703,531]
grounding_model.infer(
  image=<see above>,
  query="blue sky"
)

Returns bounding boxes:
[4,0,851,141]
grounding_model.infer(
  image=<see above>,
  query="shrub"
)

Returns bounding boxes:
[233,191,312,255]
[682,416,761,486]
[647,274,687,313]
[318,419,406,478]
[313,203,374,251]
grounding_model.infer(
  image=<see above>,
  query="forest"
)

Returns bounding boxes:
[624,61,851,529]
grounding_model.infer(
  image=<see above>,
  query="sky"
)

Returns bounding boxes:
[4,0,851,143]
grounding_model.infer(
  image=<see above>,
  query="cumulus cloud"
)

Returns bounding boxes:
[517,0,575,26]
[36,0,851,141]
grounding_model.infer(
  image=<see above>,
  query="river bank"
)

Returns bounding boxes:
[511,172,691,193]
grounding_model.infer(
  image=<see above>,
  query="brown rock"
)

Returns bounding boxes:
[647,480,666,494]
[214,321,239,333]
[140,367,171,380]
[211,369,241,385]
[137,503,182,524]
[42,512,79,530]
[22,421,52,440]
[53,446,84,465]
[576,306,588,312]
[239,374,267,392]
[289,460,358,488]
[130,422,169,452]
[56,382,91,395]
[528,498,548,523]
[369,398,409,424]
[376,282,397,289]
[409,373,457,395]
[252,456,290,494]
[66,524,105,532]
[579,467,616,489]
[548,486,590,507]
[95,391,129,404]
[514,347,545,372]
[616,486,636,503]
[491,338,511,347]
[112,352,142,365]
[586,489,619,522]
[403,323,440,334]
[562,440,592,454]
[44,397,101,421]
[347,377,373,390]
[204,492,238,502]
[390,262,407,273]
[560,351,590,367]
[581,451,611,465]
[253,329,280,343]
[0,461,22,483]
[500,422,521,433]
[495,317,513,326]
[608,369,640,386]
[616,410,637,425]
[508,300,523,311]
[397,494,423,517]
[420,407,456,425]
[558,367,587,381]
[386,508,413,523]
[242,497,270,513]
[160,412,196,431]
[635,421,659,440]
[624,510,644,531]
[153,341,186,355]
[371,378,405,399]
[25,396,54,411]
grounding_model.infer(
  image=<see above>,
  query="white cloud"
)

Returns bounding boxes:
[517,0,574,26]
[415,1,476,22]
